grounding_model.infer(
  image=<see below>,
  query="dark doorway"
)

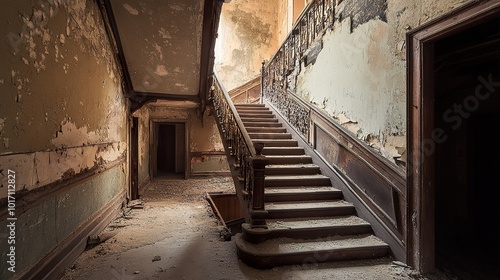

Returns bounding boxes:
[154,122,186,178]
[433,16,500,280]
[407,2,500,275]
[130,117,139,200]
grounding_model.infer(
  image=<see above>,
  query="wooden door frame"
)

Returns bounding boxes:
[150,119,190,179]
[406,0,500,273]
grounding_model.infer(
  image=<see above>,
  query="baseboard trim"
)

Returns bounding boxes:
[18,190,126,280]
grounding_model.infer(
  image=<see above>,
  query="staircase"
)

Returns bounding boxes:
[233,103,390,268]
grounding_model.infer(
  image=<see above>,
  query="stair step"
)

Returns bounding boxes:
[240,216,373,242]
[249,133,292,139]
[235,103,266,108]
[241,117,279,123]
[246,127,287,133]
[244,122,283,127]
[265,164,320,175]
[236,107,270,112]
[265,200,355,218]
[265,186,343,201]
[264,155,312,165]
[237,110,273,115]
[239,113,276,118]
[265,174,331,186]
[262,147,304,155]
[252,139,298,147]
[235,233,390,268]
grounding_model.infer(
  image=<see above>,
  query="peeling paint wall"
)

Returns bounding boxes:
[215,0,279,90]
[0,0,127,278]
[294,0,470,165]
[190,107,228,174]
[132,106,150,188]
[277,0,290,44]
[0,0,127,198]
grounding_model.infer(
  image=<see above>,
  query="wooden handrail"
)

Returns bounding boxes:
[264,0,335,69]
[213,70,257,157]
[211,71,268,228]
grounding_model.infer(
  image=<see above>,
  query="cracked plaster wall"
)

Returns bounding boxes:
[0,0,128,200]
[295,0,470,166]
[0,0,128,277]
[132,106,150,188]
[215,0,279,90]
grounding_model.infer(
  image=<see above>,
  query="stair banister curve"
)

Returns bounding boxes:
[210,72,269,228]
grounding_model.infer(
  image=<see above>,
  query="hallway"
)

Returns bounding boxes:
[59,177,420,280]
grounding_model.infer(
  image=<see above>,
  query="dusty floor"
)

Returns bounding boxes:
[59,176,457,280]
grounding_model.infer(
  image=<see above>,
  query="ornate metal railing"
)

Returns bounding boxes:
[263,0,336,140]
[210,72,268,228]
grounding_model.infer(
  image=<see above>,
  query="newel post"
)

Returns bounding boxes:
[250,142,268,228]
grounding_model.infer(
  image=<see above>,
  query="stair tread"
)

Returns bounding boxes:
[266,216,371,230]
[237,110,273,113]
[264,155,311,159]
[265,200,353,210]
[252,140,298,144]
[250,132,291,135]
[241,118,278,121]
[266,164,318,168]
[263,147,303,150]
[244,123,283,127]
[236,234,388,254]
[265,174,329,180]
[235,104,266,106]
[265,186,340,193]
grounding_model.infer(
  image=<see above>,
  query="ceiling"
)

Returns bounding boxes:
[104,0,222,109]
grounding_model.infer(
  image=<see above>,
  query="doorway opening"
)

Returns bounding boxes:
[434,16,500,279]
[130,117,139,200]
[407,2,500,276]
[153,122,187,178]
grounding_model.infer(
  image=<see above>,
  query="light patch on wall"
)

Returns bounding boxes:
[153,43,164,60]
[123,3,139,15]
[154,65,168,76]
[169,4,183,11]
[0,119,4,134]
[337,114,362,136]
[51,120,100,148]
[382,135,406,163]
[159,28,172,39]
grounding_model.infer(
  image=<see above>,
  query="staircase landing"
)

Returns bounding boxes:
[234,103,390,268]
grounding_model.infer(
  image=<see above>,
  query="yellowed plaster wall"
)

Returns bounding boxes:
[0,1,128,278]
[277,0,290,44]
[0,0,127,198]
[215,0,280,90]
[133,106,151,187]
[294,0,471,165]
